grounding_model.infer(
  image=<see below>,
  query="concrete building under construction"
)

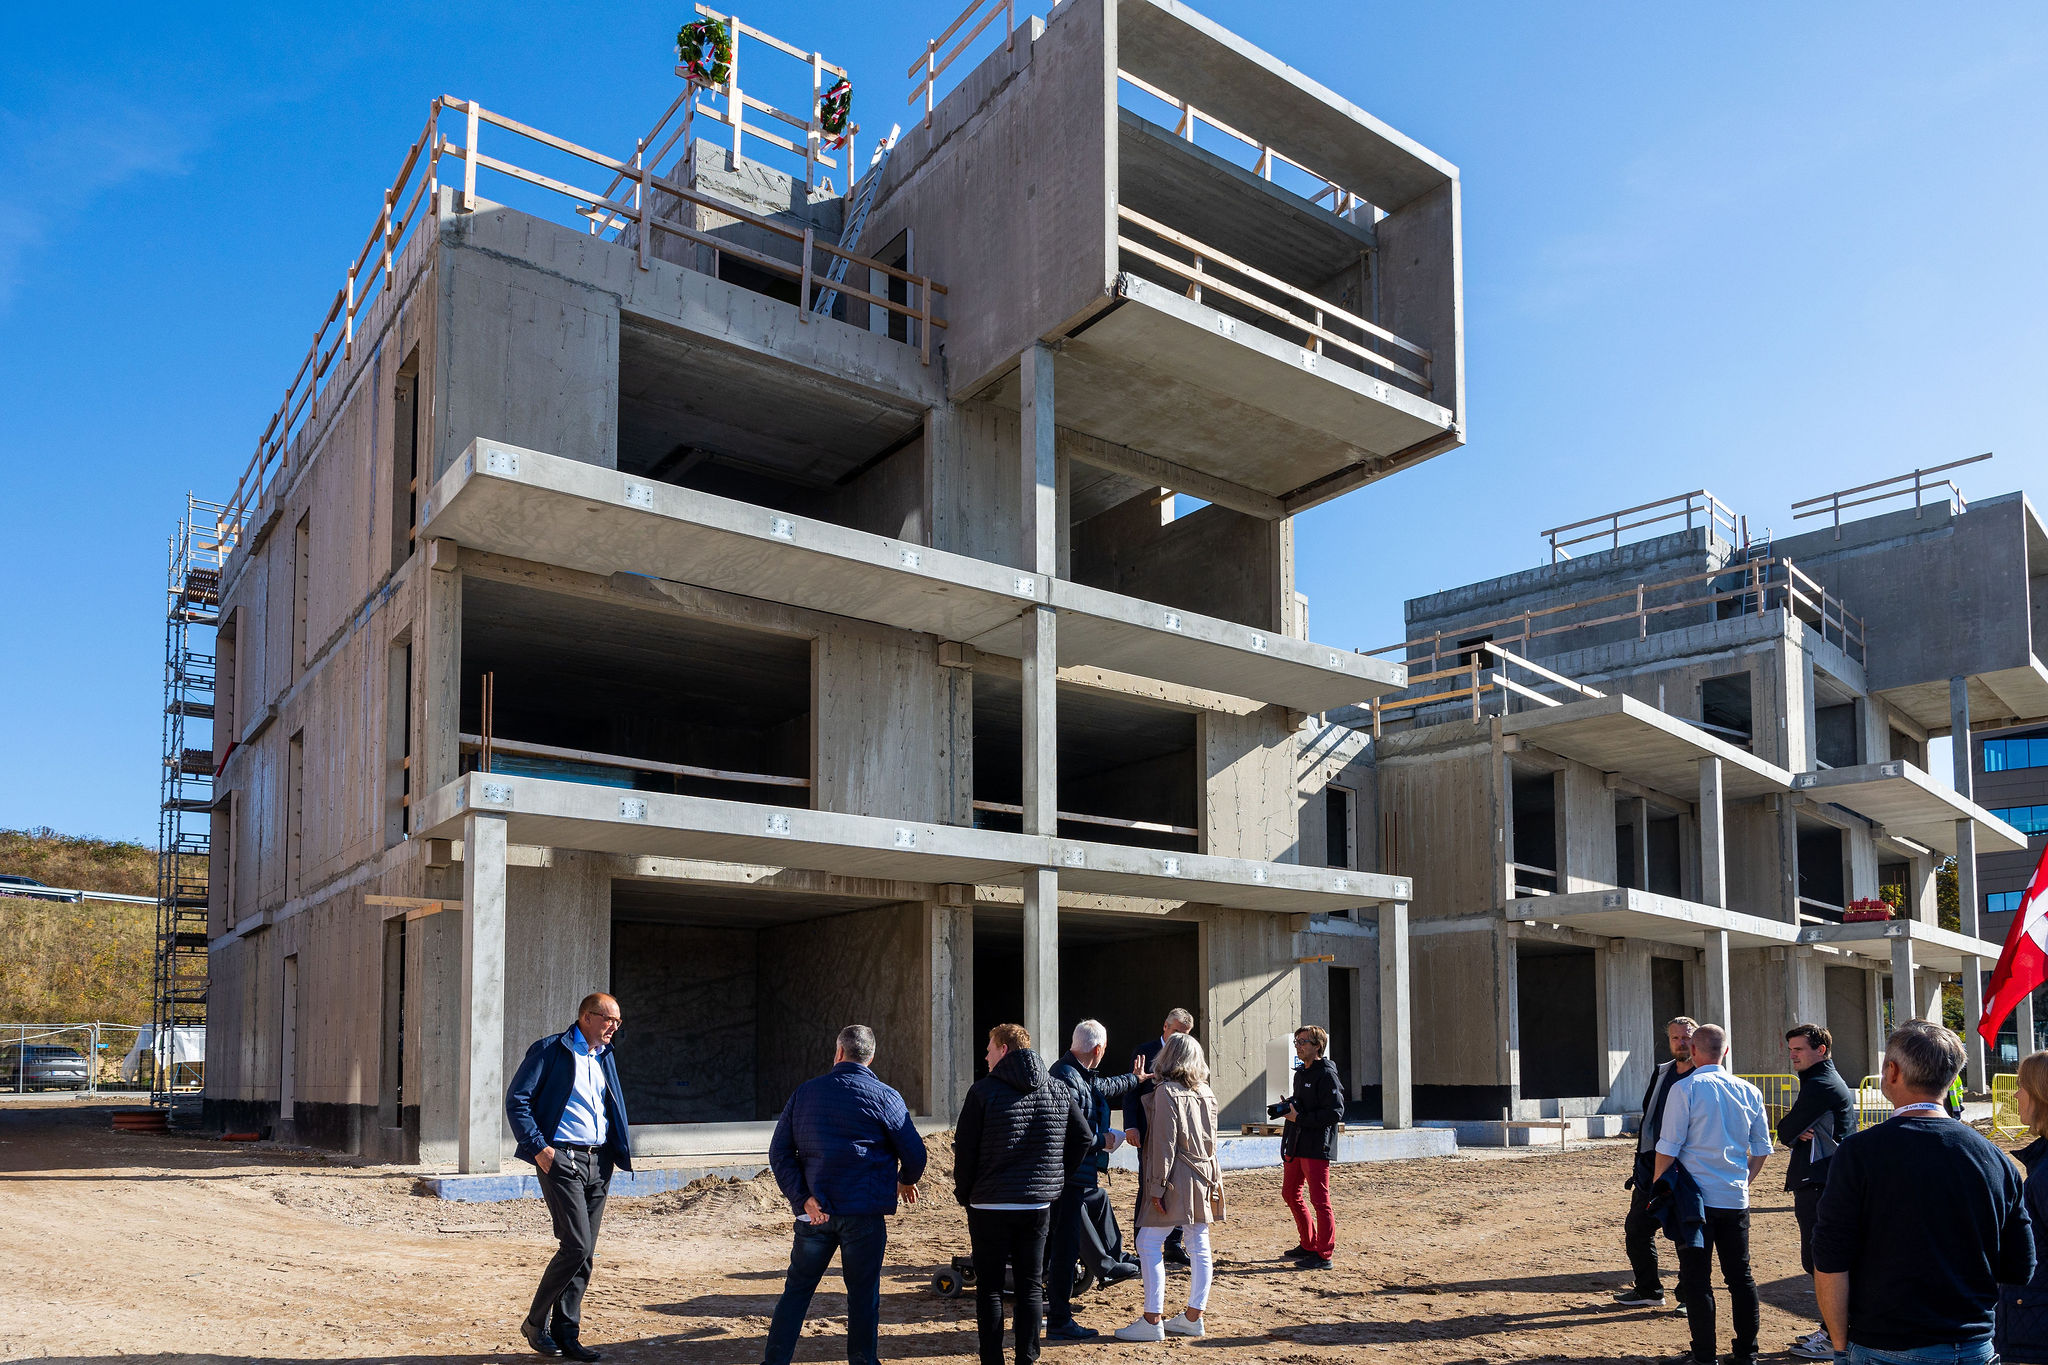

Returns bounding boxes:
[1362,469,2046,1131]
[192,0,1464,1168]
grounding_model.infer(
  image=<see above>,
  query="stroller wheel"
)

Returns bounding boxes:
[1071,1264,1096,1297]
[931,1270,963,1298]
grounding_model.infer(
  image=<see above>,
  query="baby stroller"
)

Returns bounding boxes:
[930,1184,1136,1298]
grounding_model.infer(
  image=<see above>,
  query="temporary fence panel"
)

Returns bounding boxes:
[3,1024,158,1095]
[1740,1074,1799,1130]
[1855,1076,1892,1131]
[1992,1072,2026,1141]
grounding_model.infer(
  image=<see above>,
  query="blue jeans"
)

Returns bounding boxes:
[1843,1342,1995,1365]
[761,1214,888,1365]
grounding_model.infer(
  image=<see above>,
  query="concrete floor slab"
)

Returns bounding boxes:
[424,439,1404,711]
[414,772,1411,917]
[1502,693,1793,801]
[1791,760,2028,856]
[1796,918,2003,973]
[1505,888,1799,952]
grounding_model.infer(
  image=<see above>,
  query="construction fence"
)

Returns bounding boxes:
[0,1023,201,1095]
[1738,1073,1893,1137]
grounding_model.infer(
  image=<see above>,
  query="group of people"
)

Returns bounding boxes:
[502,991,2048,1365]
[498,997,1346,1365]
[1621,1011,2048,1365]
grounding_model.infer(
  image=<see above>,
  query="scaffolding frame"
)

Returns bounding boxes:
[153,494,229,1111]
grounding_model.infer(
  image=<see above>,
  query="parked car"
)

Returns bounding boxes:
[0,874,75,903]
[0,1044,91,1091]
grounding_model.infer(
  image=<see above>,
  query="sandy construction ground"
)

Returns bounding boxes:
[0,1102,1842,1364]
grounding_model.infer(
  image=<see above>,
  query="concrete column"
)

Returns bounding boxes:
[458,810,507,1174]
[1890,929,1920,1021]
[2019,988,2039,1060]
[1699,756,1727,910]
[1629,797,1652,891]
[1019,342,1059,1053]
[1377,901,1412,1130]
[1865,970,1886,1080]
[1952,675,1987,1089]
[1703,928,1732,1046]
[1908,854,1938,924]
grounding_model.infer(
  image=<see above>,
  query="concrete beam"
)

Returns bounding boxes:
[458,811,507,1174]
[1699,756,1727,911]
[1378,901,1412,1129]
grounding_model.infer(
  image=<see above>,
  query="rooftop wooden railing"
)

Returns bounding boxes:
[1116,69,1373,221]
[215,95,948,557]
[909,0,1014,127]
[1542,490,1739,563]
[1364,643,1608,737]
[1368,556,1867,677]
[1792,452,1993,539]
[1116,205,1432,396]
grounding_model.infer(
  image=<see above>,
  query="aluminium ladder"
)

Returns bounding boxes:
[811,124,899,317]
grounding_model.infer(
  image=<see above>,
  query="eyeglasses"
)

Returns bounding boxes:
[585,1013,622,1027]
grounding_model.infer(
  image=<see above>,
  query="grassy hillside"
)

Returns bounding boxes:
[0,828,189,1025]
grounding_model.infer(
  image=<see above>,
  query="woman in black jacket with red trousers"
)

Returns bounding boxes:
[1279,1025,1345,1270]
[1999,1051,2048,1364]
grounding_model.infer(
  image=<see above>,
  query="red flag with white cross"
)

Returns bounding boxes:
[1979,841,2048,1047]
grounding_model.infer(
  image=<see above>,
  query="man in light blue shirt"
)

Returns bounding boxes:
[553,1020,608,1148]
[1653,1023,1772,1365]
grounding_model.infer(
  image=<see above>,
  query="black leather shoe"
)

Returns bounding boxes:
[1099,1262,1142,1286]
[1282,1245,1312,1259]
[1297,1256,1332,1270]
[1163,1246,1192,1267]
[520,1320,562,1356]
[556,1337,602,1362]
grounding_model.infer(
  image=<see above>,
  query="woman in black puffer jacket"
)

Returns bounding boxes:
[1998,1050,2048,1364]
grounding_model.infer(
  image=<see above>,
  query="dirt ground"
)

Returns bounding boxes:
[0,1102,1843,1364]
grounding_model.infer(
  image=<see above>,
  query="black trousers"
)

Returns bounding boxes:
[1045,1181,1089,1327]
[1676,1206,1757,1364]
[968,1207,1051,1365]
[529,1146,612,1338]
[1793,1184,1822,1275]
[1623,1152,1664,1295]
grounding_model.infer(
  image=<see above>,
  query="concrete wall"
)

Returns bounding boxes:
[863,0,1117,395]
[1071,500,1285,631]
[1376,726,1499,917]
[1197,905,1302,1125]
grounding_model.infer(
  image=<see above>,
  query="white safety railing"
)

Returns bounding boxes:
[1117,69,1374,222]
[1116,205,1432,395]
[216,94,948,557]
[1792,452,1993,539]
[1542,490,1739,563]
[909,0,1015,128]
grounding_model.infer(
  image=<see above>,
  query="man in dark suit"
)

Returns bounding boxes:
[1125,1007,1194,1266]
[506,992,631,1361]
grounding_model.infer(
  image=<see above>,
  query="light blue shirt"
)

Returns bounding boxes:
[551,1026,609,1147]
[1656,1063,1772,1209]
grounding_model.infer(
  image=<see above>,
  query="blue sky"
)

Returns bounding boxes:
[2,3,2044,843]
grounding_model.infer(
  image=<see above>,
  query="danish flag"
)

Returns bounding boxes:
[1979,841,2048,1046]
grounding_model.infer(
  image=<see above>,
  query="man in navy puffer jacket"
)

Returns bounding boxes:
[955,1023,1092,1365]
[763,1024,927,1365]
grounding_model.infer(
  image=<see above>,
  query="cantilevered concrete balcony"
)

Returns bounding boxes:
[417,771,1408,915]
[1797,917,2002,974]
[1501,693,1795,802]
[1791,761,2028,857]
[1507,888,1797,952]
[859,0,1463,515]
[423,439,1405,712]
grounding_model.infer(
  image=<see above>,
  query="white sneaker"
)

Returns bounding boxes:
[1163,1313,1205,1337]
[1114,1316,1166,1342]
[1788,1327,1834,1360]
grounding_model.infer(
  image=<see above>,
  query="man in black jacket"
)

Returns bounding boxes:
[1044,1019,1143,1341]
[1615,1016,1696,1310]
[1280,1025,1345,1270]
[1814,1019,2031,1362]
[1778,1022,1857,1360]
[954,1023,1092,1365]
[1126,1008,1194,1266]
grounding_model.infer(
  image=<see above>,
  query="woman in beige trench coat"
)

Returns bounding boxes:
[1114,1031,1224,1341]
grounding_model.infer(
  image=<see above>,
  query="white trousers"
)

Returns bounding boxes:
[1135,1223,1213,1314]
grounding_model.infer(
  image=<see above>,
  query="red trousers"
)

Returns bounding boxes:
[1282,1156,1334,1257]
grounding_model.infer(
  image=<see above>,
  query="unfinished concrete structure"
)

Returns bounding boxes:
[194,0,1463,1167]
[1362,472,2043,1127]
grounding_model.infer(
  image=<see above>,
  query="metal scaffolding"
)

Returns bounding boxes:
[152,494,230,1112]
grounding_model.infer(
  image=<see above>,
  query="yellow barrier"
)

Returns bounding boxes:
[1993,1073,2026,1140]
[1855,1076,1889,1131]
[1739,1074,1800,1129]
